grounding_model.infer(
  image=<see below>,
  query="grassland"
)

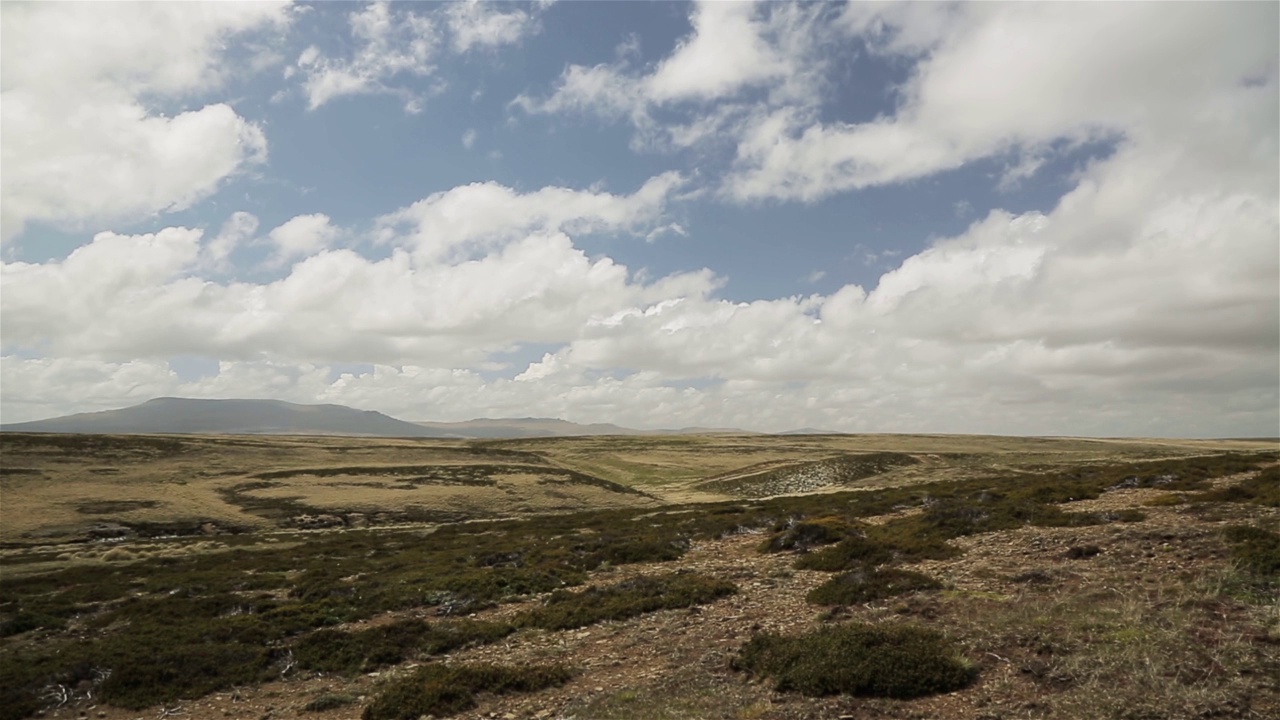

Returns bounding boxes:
[0,431,1276,720]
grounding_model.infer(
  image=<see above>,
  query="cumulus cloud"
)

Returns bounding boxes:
[0,174,710,368]
[723,2,1278,201]
[513,0,829,150]
[446,0,543,54]
[204,212,260,271]
[374,172,686,261]
[266,214,342,266]
[295,1,438,111]
[0,2,288,242]
[1,3,1275,438]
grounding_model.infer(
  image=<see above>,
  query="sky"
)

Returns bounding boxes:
[1,1,1277,437]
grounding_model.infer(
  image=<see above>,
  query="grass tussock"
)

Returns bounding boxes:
[361,663,572,720]
[806,568,942,606]
[733,623,976,698]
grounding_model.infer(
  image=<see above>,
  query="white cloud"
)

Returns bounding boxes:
[514,0,830,150]
[446,0,541,54]
[462,128,478,148]
[1,3,1275,438]
[266,214,342,266]
[375,172,686,262]
[0,173,708,367]
[205,212,260,271]
[723,2,1278,202]
[645,2,786,103]
[295,1,437,111]
[0,2,288,242]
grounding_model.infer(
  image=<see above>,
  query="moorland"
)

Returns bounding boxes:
[0,431,1277,720]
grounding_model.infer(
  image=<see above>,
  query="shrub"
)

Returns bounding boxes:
[362,663,572,720]
[1222,525,1280,578]
[0,611,66,637]
[94,639,272,709]
[806,568,942,605]
[794,528,957,572]
[1195,468,1280,507]
[762,516,854,553]
[1065,545,1102,560]
[293,619,514,675]
[733,623,976,698]
[303,693,357,712]
[518,572,736,631]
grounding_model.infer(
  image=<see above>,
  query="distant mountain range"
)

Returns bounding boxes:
[0,398,757,438]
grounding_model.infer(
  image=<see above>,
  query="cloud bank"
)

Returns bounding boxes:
[2,1,1276,438]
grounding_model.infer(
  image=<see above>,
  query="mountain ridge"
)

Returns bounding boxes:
[1,398,756,438]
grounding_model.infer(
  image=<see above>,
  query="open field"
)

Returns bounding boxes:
[1,432,1277,720]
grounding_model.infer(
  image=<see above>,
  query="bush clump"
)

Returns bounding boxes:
[762,516,854,553]
[302,693,357,712]
[362,663,572,720]
[1194,468,1280,507]
[293,618,514,675]
[518,572,736,631]
[733,623,976,698]
[96,639,273,709]
[794,528,957,572]
[806,568,942,605]
[1222,525,1280,579]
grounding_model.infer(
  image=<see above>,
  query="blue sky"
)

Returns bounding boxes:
[2,1,1277,437]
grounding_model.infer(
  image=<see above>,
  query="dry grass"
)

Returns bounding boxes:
[3,432,1268,545]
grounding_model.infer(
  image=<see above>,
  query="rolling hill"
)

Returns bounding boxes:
[0,397,448,437]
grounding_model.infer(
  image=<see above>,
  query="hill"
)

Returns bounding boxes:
[1,398,749,438]
[0,397,447,437]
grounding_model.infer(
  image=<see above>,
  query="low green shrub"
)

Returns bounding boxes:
[0,610,66,637]
[762,516,854,553]
[293,618,514,675]
[302,693,358,712]
[94,638,273,709]
[1222,525,1280,578]
[794,528,957,572]
[1194,468,1280,507]
[733,623,976,698]
[518,572,736,631]
[362,663,572,720]
[806,568,942,605]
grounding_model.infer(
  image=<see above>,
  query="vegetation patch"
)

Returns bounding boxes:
[518,572,737,631]
[697,452,919,497]
[75,500,160,514]
[806,568,942,605]
[733,623,976,698]
[761,516,853,553]
[794,528,957,572]
[293,618,514,675]
[361,663,572,720]
[302,693,357,712]
[1222,524,1280,590]
[1192,467,1280,507]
